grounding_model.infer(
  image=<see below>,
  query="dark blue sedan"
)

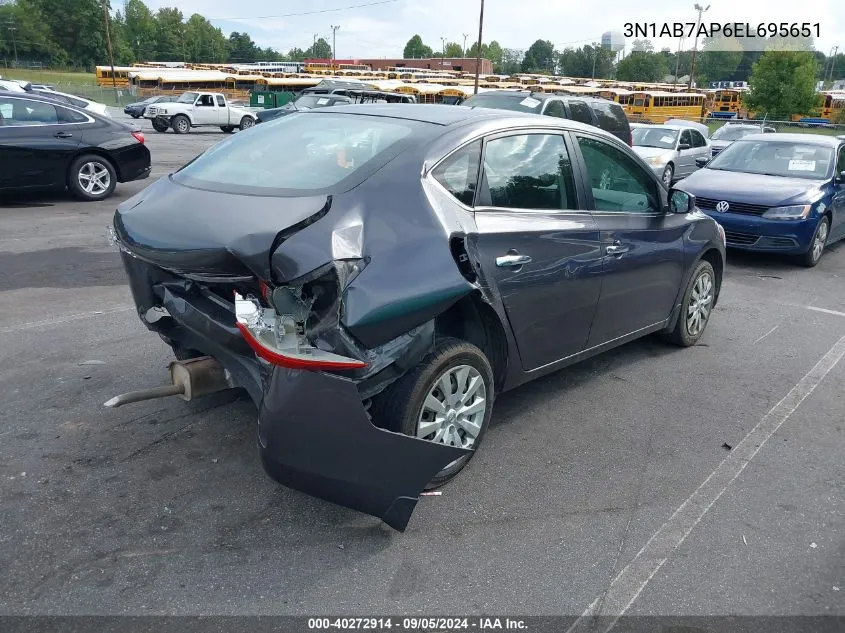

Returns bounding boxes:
[679,133,845,266]
[123,95,176,119]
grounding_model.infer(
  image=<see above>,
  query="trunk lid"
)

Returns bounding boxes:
[113,177,330,280]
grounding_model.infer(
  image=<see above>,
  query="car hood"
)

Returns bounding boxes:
[679,168,826,205]
[113,177,330,280]
[633,146,675,159]
[709,140,733,150]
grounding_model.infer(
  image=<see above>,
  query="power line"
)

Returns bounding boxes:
[210,0,399,21]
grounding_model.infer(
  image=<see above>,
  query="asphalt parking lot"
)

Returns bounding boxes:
[1,120,843,619]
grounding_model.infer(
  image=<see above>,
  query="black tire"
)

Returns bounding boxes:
[665,260,716,347]
[67,154,117,202]
[798,216,829,267]
[151,118,168,133]
[220,125,235,133]
[661,163,674,187]
[131,114,140,119]
[171,114,190,134]
[239,116,255,131]
[370,337,495,488]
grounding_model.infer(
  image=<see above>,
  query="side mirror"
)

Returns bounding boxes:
[678,142,691,150]
[837,170,845,184]
[669,188,696,214]
[695,157,709,168]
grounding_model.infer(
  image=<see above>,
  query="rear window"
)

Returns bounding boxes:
[591,101,629,132]
[173,112,422,195]
[462,93,544,114]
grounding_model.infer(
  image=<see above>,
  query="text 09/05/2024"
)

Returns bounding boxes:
[623,22,820,39]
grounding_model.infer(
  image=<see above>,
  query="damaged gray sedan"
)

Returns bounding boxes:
[109,104,725,530]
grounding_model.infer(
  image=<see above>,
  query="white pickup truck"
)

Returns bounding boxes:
[144,91,257,134]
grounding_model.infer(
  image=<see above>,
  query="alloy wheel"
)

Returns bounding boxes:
[417,364,487,449]
[77,161,111,196]
[812,219,828,263]
[686,270,713,337]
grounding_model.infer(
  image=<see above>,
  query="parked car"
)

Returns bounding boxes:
[124,95,176,119]
[0,92,150,201]
[664,118,711,139]
[461,90,632,145]
[679,133,845,266]
[709,122,776,157]
[256,93,353,124]
[632,123,711,186]
[143,91,257,133]
[31,88,111,117]
[0,79,27,92]
[108,104,724,530]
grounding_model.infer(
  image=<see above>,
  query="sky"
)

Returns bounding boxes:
[139,0,844,59]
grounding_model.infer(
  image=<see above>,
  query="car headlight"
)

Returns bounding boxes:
[762,204,811,220]
[645,154,671,167]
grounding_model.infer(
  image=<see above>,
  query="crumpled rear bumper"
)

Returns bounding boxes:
[120,252,471,531]
[258,367,470,531]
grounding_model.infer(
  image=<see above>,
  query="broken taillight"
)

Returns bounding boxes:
[234,292,367,371]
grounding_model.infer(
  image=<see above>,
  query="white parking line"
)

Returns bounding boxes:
[806,306,845,318]
[753,325,778,345]
[566,334,845,633]
[0,306,133,334]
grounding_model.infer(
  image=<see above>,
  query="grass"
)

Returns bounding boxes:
[0,68,97,87]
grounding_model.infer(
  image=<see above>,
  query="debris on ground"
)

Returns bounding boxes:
[722,443,732,451]
[420,491,442,496]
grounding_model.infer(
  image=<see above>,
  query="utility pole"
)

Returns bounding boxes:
[440,36,446,57]
[827,45,839,84]
[688,3,710,89]
[472,0,484,94]
[673,36,685,85]
[7,25,17,65]
[591,44,598,80]
[102,0,119,103]
[462,33,469,56]
[330,25,340,69]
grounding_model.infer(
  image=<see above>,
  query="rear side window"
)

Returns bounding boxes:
[567,101,593,124]
[690,130,707,147]
[215,95,226,107]
[543,100,566,118]
[57,106,89,123]
[591,101,629,133]
[432,141,481,206]
[0,97,58,125]
[174,112,420,195]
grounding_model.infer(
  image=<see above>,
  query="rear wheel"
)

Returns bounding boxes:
[151,118,169,133]
[798,216,829,267]
[171,114,190,134]
[665,260,716,347]
[370,337,494,488]
[239,116,255,131]
[220,125,235,133]
[67,154,116,201]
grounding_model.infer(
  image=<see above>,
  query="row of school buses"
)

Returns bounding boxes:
[95,63,845,124]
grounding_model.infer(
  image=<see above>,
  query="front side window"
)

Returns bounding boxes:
[680,130,692,148]
[174,112,421,195]
[577,135,660,213]
[0,97,59,126]
[480,134,577,210]
[432,140,481,206]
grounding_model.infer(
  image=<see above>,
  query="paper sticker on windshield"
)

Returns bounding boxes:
[519,97,541,108]
[788,159,816,171]
[660,135,675,144]
[317,98,330,105]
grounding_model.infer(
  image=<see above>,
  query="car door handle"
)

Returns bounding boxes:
[496,253,532,268]
[606,242,629,256]
[54,132,73,138]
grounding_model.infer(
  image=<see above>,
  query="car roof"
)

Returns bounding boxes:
[466,89,614,104]
[310,103,518,125]
[738,132,843,146]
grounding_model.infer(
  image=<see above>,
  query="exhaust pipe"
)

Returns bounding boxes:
[104,356,232,408]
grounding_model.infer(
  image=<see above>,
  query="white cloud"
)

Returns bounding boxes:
[140,0,843,57]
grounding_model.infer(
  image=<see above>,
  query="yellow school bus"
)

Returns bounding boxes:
[599,88,633,107]
[628,91,706,123]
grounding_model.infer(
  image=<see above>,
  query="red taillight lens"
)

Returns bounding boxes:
[236,322,368,370]
[131,131,145,144]
[258,279,271,302]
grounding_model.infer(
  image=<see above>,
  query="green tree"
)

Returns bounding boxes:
[487,41,503,70]
[558,44,614,79]
[154,7,185,61]
[745,50,819,119]
[0,0,62,64]
[184,14,228,63]
[287,46,307,62]
[228,31,260,62]
[124,0,156,61]
[403,34,433,59]
[696,36,743,85]
[30,0,110,67]
[616,51,668,82]
[500,48,523,75]
[306,37,332,59]
[444,41,463,57]
[521,39,555,73]
[631,39,654,53]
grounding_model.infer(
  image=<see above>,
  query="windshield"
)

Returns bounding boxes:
[632,127,679,149]
[711,125,759,141]
[462,93,543,114]
[707,140,834,180]
[177,92,199,104]
[173,112,422,195]
[294,95,338,109]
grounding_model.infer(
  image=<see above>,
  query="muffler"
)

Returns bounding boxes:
[104,356,232,408]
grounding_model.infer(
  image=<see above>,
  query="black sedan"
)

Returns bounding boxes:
[0,92,151,201]
[123,95,176,119]
[256,93,353,123]
[109,105,725,530]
